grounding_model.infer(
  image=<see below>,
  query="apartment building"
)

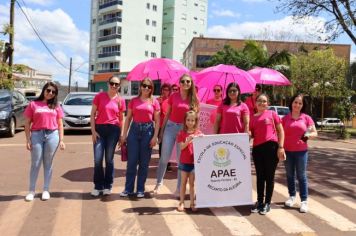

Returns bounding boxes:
[162,0,208,62]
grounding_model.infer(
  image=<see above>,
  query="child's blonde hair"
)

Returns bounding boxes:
[183,110,199,132]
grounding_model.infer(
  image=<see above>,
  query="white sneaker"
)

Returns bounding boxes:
[285,196,296,207]
[103,189,111,196]
[25,192,35,201]
[41,191,50,201]
[119,191,129,197]
[300,201,308,213]
[91,189,101,197]
[136,192,145,198]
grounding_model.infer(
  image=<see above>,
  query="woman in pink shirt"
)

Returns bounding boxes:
[154,74,199,195]
[214,82,249,134]
[245,84,262,115]
[24,82,65,201]
[206,84,223,106]
[250,94,285,215]
[120,78,160,198]
[282,94,317,213]
[90,76,126,197]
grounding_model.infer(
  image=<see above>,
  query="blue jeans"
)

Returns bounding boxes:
[156,120,183,190]
[124,122,154,193]
[284,150,309,201]
[93,124,120,190]
[29,130,59,192]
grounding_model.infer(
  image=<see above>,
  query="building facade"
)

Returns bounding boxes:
[162,0,208,62]
[183,37,351,71]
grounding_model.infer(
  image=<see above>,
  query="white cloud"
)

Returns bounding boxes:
[207,16,331,43]
[0,4,89,87]
[24,0,54,6]
[212,9,240,18]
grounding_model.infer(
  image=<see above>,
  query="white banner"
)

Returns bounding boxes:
[193,133,253,208]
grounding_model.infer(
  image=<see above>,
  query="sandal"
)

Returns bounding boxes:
[152,185,160,194]
[177,202,185,212]
[190,204,198,212]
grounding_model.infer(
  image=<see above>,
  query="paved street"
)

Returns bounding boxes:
[0,131,355,236]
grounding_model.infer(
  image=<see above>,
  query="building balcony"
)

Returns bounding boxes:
[98,34,121,42]
[97,68,120,73]
[98,52,121,58]
[99,17,122,26]
[99,0,123,10]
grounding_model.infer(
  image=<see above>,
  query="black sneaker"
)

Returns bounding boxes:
[259,203,271,215]
[251,201,263,213]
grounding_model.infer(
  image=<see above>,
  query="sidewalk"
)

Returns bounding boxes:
[316,131,356,145]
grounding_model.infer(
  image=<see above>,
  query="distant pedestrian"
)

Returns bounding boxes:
[245,84,262,115]
[250,93,285,215]
[282,94,317,213]
[171,84,179,93]
[214,82,249,134]
[154,74,199,196]
[206,84,223,106]
[24,82,65,201]
[176,110,202,212]
[120,78,160,198]
[90,76,126,197]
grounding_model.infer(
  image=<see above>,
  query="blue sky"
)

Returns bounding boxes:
[0,0,354,86]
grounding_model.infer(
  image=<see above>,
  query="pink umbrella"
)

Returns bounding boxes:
[126,58,189,84]
[248,67,291,86]
[195,64,256,102]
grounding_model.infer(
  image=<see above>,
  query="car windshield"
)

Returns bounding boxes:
[0,92,11,104]
[277,107,290,116]
[64,94,95,106]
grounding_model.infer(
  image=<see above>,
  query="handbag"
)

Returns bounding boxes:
[121,142,128,162]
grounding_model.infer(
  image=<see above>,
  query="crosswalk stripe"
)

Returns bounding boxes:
[106,187,144,236]
[150,185,203,236]
[52,191,82,236]
[252,189,314,234]
[274,182,356,231]
[0,193,34,235]
[210,207,262,236]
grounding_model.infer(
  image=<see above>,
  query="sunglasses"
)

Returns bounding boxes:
[141,84,152,89]
[109,82,120,87]
[213,89,221,92]
[228,89,238,94]
[180,79,191,84]
[45,88,56,94]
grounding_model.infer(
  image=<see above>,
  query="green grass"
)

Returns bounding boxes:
[347,128,356,137]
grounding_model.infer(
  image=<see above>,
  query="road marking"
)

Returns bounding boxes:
[274,182,356,231]
[210,207,262,236]
[106,187,143,236]
[0,193,34,235]
[52,190,83,236]
[151,185,203,236]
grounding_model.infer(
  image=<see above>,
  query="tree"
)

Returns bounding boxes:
[290,49,351,120]
[276,0,356,45]
[0,63,26,89]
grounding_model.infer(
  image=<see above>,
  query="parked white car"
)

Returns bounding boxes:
[316,118,344,128]
[268,106,290,118]
[61,92,97,130]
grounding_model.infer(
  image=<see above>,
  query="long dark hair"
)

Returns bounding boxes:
[35,82,59,109]
[223,82,241,105]
[289,94,308,114]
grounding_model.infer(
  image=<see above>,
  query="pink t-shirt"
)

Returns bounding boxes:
[168,92,190,124]
[177,129,202,164]
[24,101,63,131]
[128,97,160,123]
[93,92,126,127]
[158,96,169,127]
[250,110,281,147]
[206,98,222,107]
[282,113,314,151]
[217,102,249,134]
[245,96,256,115]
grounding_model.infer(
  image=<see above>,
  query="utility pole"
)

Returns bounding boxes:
[68,57,72,93]
[9,0,15,68]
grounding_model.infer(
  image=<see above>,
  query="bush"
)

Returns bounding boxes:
[339,128,351,139]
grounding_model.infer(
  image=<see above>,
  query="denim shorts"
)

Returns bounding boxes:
[178,163,195,173]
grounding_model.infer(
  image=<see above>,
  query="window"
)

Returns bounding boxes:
[153,5,157,11]
[181,13,187,20]
[200,19,205,25]
[196,55,212,68]
[92,19,96,24]
[146,3,150,9]
[194,3,198,6]
[193,31,197,35]
[91,65,94,71]
[200,6,205,12]
[163,27,167,30]
[164,12,167,15]
[152,36,156,42]
[151,52,157,58]
[145,51,148,57]
[194,17,198,20]
[162,41,167,45]
[145,35,149,40]
[152,20,157,27]
[146,19,150,25]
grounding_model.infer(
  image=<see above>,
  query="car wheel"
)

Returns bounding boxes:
[7,117,16,137]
